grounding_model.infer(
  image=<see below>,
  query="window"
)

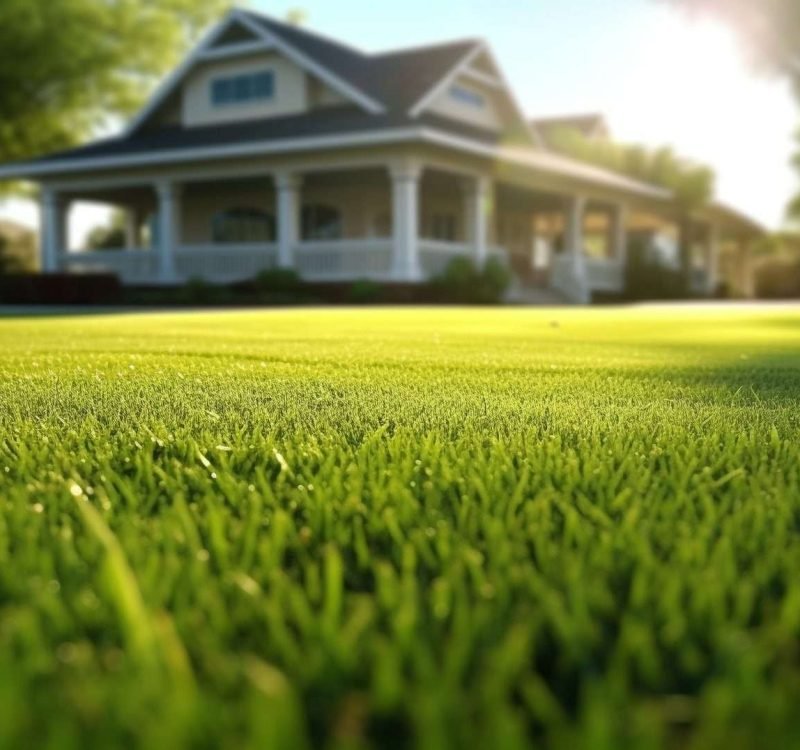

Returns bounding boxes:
[302,205,342,240]
[211,70,274,107]
[450,85,486,109]
[212,208,276,243]
[430,213,457,242]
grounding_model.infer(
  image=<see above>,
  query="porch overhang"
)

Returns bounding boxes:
[0,123,673,207]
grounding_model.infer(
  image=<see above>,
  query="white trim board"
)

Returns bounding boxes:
[0,129,425,179]
[197,40,276,63]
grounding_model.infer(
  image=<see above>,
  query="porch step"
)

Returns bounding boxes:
[504,282,573,306]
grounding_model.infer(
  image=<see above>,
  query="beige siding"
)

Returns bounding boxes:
[181,183,274,243]
[179,178,394,243]
[308,78,349,109]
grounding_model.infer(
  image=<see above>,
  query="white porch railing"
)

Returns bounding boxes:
[294,240,393,280]
[417,241,508,278]
[585,258,625,293]
[690,267,710,295]
[551,254,590,304]
[419,240,470,277]
[175,244,278,283]
[60,250,158,285]
[57,241,513,286]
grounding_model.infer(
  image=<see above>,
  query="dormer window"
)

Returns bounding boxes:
[450,85,486,109]
[211,70,275,107]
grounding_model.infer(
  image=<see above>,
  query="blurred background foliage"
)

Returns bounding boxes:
[0,0,234,176]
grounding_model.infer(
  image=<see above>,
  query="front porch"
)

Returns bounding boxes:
[41,164,508,287]
[38,155,735,302]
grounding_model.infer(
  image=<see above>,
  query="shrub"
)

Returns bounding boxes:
[624,237,685,301]
[476,257,512,303]
[0,273,121,304]
[755,259,800,299]
[434,256,512,304]
[254,268,302,296]
[177,277,232,305]
[346,279,383,304]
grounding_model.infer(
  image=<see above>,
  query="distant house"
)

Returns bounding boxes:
[531,113,611,149]
[0,7,762,302]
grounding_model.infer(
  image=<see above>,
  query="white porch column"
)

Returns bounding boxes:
[564,195,587,262]
[563,194,590,303]
[390,162,422,281]
[462,176,492,267]
[610,203,628,264]
[706,222,720,295]
[276,173,302,269]
[156,182,181,283]
[40,188,67,272]
[741,240,755,299]
[124,209,139,249]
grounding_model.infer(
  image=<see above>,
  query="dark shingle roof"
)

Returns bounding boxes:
[365,41,479,111]
[24,108,502,169]
[243,10,478,113]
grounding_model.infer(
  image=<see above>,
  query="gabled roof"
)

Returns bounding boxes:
[240,10,482,114]
[125,8,484,135]
[532,113,610,148]
[124,9,389,135]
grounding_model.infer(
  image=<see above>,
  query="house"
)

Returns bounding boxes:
[0,8,763,302]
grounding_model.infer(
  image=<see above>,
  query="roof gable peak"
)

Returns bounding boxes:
[123,8,385,136]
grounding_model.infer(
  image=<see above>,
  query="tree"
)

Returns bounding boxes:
[285,9,309,26]
[0,0,232,179]
[86,210,128,250]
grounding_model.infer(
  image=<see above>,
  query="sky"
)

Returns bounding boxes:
[1,0,797,242]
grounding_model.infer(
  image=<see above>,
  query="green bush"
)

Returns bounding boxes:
[624,237,686,300]
[254,268,302,296]
[434,256,511,304]
[178,277,232,305]
[755,258,800,299]
[477,257,512,302]
[346,279,383,304]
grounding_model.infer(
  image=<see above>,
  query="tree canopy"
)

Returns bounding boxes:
[0,0,231,168]
[546,127,715,211]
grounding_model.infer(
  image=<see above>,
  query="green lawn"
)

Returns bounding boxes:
[1,306,800,749]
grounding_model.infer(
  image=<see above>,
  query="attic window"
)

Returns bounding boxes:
[211,70,275,107]
[450,85,486,109]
